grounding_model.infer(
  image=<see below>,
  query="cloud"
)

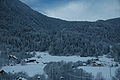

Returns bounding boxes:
[21,0,120,21]
[44,0,120,21]
[45,1,89,21]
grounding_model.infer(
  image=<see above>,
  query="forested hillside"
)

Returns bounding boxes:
[0,0,120,61]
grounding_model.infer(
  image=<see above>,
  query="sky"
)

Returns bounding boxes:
[21,0,120,21]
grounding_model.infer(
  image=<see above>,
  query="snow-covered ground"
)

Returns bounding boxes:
[2,63,46,77]
[2,52,96,76]
[34,52,96,63]
[2,52,120,80]
[78,66,118,80]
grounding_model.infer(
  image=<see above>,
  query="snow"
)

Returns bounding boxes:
[97,55,119,67]
[1,52,120,79]
[78,66,118,80]
[2,63,46,77]
[2,52,96,77]
[35,52,96,63]
[77,55,120,80]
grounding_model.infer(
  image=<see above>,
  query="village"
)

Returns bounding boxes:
[0,52,120,80]
[6,53,119,68]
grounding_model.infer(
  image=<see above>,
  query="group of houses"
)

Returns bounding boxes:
[8,55,39,65]
[7,54,50,66]
[0,69,42,80]
[89,58,104,67]
[82,58,119,67]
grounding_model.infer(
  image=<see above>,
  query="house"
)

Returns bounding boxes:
[8,55,18,60]
[60,76,64,80]
[91,58,99,62]
[94,58,99,61]
[0,70,6,75]
[25,59,37,63]
[16,77,26,80]
[91,61,103,67]
[36,61,39,64]
[37,76,41,79]
[25,59,39,64]
[83,62,87,66]
[42,62,49,64]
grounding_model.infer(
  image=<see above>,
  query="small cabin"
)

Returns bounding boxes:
[83,63,87,66]
[91,61,103,66]
[60,76,64,80]
[16,77,26,80]
[0,70,6,75]
[8,55,18,60]
[37,76,41,79]
[36,61,39,64]
[26,59,36,63]
[94,58,99,61]
[42,62,49,64]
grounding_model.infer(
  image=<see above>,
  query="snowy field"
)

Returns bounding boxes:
[78,66,118,80]
[2,52,120,80]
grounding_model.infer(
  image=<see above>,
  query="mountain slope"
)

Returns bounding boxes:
[0,0,120,60]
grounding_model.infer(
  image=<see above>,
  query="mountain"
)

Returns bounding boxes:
[0,0,120,60]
